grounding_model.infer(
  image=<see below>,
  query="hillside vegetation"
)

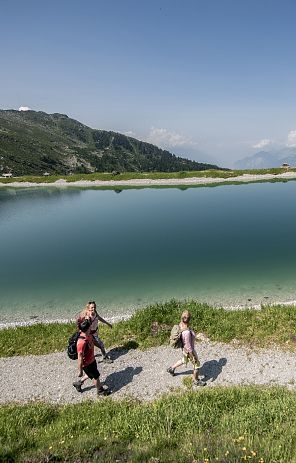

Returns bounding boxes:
[0,110,222,175]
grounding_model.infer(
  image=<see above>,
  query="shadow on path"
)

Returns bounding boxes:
[95,342,139,362]
[81,384,95,393]
[105,366,142,393]
[199,358,227,382]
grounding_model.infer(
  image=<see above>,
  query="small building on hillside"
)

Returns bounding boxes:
[281,163,290,170]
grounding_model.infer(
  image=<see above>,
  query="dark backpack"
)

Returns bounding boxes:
[67,332,83,360]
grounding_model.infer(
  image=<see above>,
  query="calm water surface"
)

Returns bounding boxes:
[1,182,296,324]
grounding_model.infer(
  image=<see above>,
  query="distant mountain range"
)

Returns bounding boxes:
[171,145,220,169]
[0,110,224,175]
[235,147,296,170]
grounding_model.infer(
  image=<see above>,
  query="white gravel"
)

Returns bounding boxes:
[1,171,296,189]
[1,342,296,404]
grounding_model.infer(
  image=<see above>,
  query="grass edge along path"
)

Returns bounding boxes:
[1,386,296,462]
[0,167,295,184]
[1,300,296,357]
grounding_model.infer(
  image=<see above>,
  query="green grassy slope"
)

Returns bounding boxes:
[0,110,223,175]
[2,300,296,357]
[1,387,295,462]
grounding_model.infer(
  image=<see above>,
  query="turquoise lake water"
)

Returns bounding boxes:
[1,181,296,324]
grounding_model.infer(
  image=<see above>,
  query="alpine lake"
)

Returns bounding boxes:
[1,180,296,325]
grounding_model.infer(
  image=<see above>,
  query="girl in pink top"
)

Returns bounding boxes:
[167,310,206,386]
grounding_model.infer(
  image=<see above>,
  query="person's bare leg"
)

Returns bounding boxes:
[95,378,111,396]
[193,368,198,382]
[172,359,183,370]
[73,373,88,392]
[167,359,183,376]
[94,377,103,391]
[79,374,88,384]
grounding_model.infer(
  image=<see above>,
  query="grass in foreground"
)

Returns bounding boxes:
[1,386,296,462]
[1,300,296,357]
[0,167,295,184]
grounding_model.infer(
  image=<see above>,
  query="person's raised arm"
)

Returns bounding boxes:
[97,314,112,329]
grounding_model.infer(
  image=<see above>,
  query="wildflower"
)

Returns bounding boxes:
[242,447,247,451]
[203,447,208,451]
[225,450,229,456]
[251,451,256,456]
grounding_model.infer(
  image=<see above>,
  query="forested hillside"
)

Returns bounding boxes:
[0,110,223,175]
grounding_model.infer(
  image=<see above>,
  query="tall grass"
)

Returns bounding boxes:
[1,300,296,357]
[1,386,296,462]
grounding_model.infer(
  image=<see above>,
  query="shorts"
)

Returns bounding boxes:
[83,360,100,380]
[182,350,200,371]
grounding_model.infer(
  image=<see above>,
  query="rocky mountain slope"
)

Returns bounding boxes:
[0,110,223,175]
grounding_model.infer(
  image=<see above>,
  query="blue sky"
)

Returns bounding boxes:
[1,0,296,166]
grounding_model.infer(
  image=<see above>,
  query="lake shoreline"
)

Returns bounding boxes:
[2,175,296,330]
[1,170,296,188]
[2,297,296,329]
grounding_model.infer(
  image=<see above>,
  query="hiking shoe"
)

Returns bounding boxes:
[167,367,175,377]
[73,380,82,393]
[97,386,111,397]
[194,379,206,387]
[103,355,113,364]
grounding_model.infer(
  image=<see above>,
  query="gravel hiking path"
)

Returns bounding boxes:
[1,342,296,404]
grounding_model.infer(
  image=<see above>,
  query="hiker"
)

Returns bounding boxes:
[77,301,113,363]
[73,318,111,396]
[167,310,206,386]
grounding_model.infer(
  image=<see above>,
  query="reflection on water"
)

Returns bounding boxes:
[0,186,82,202]
[1,181,296,323]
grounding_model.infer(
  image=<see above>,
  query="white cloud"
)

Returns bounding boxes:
[252,139,272,149]
[287,130,296,147]
[124,130,136,137]
[18,106,31,111]
[146,127,197,148]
